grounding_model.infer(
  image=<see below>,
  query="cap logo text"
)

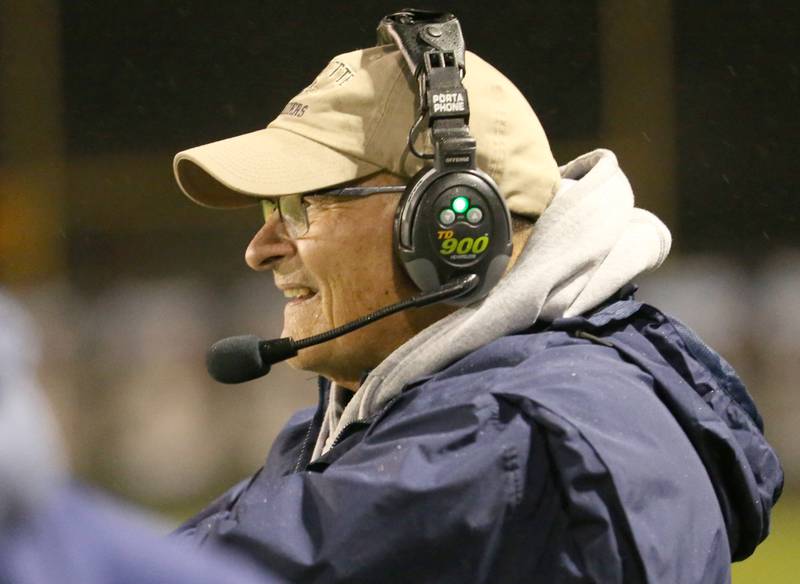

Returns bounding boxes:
[327,61,355,86]
[280,101,308,118]
[301,59,355,94]
[432,92,465,113]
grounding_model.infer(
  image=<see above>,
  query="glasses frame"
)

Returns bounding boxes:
[261,184,407,238]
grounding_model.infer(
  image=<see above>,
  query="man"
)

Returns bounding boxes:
[171,12,782,583]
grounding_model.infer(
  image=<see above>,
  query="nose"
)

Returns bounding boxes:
[245,214,296,271]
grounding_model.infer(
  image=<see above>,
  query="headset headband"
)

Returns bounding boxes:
[377,10,476,172]
[377,10,465,74]
[380,10,513,305]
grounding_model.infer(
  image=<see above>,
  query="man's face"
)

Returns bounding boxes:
[245,172,455,389]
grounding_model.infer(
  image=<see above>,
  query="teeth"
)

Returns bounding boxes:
[283,287,314,299]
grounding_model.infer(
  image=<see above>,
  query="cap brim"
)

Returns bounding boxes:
[173,127,381,208]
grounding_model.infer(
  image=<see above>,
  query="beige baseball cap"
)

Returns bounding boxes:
[174,44,560,218]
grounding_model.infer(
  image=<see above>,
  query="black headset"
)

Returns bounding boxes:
[377,9,513,305]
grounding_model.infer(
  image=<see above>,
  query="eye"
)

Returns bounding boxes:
[301,196,329,221]
[303,195,327,208]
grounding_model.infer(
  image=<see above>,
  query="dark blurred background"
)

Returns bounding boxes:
[1,1,798,580]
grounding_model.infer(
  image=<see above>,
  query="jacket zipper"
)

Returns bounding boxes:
[327,394,404,451]
[294,377,330,472]
[328,419,370,450]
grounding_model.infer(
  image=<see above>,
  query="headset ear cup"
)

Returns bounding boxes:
[394,167,433,256]
[394,167,439,296]
[385,13,510,303]
[394,168,512,304]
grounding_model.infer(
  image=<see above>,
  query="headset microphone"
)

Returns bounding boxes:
[207,274,478,384]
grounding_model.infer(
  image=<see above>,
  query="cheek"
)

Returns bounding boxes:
[311,212,401,323]
[340,232,394,305]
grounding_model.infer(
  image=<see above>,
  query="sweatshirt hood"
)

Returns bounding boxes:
[0,290,66,525]
[314,149,671,457]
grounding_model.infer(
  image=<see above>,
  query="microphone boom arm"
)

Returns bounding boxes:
[207,274,479,384]
[291,273,478,351]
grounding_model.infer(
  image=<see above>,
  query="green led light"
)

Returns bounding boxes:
[451,196,469,214]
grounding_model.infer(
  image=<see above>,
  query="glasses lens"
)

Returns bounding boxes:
[261,199,278,223]
[280,194,309,237]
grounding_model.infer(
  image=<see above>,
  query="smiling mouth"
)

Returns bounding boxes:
[283,287,318,305]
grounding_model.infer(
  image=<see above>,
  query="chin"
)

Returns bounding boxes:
[285,355,308,373]
[287,336,376,388]
[285,344,331,377]
[281,315,411,383]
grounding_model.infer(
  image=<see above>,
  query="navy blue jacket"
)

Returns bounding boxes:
[176,293,783,583]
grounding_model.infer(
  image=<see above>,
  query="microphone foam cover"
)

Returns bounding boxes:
[206,335,269,384]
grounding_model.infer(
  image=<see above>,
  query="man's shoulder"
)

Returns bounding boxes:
[385,298,718,497]
[384,299,734,578]
[374,301,666,471]
[403,299,658,412]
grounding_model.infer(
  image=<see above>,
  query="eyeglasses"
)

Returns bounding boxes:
[260,184,406,238]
